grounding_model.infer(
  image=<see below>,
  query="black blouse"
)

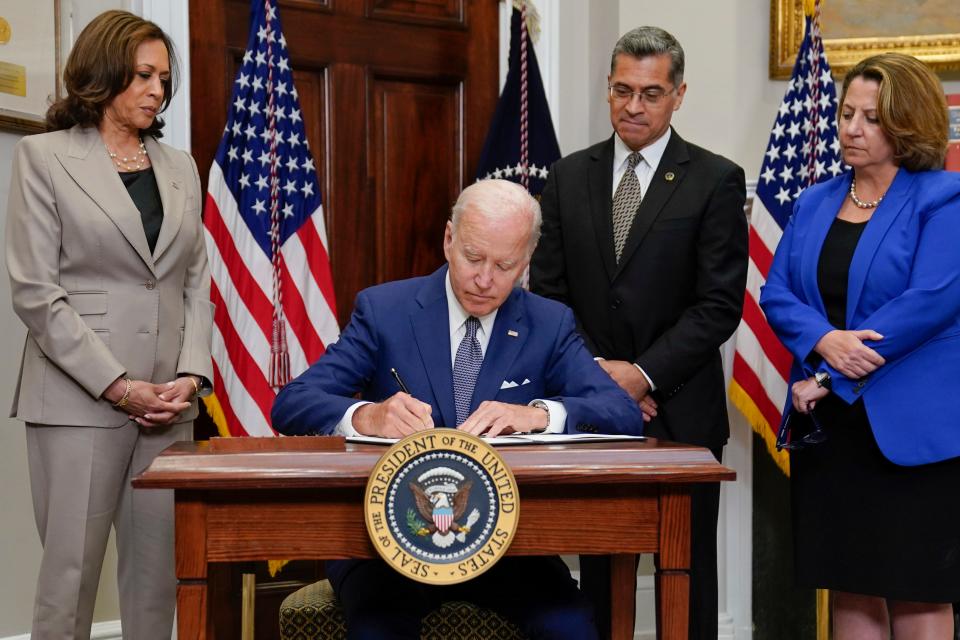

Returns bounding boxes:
[817,217,868,330]
[119,167,164,254]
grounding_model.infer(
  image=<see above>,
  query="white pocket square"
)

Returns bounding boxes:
[500,380,519,389]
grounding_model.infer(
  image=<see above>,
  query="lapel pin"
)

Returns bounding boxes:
[507,329,519,337]
[665,172,676,182]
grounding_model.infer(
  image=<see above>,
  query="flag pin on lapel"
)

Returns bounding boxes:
[665,172,675,181]
[507,329,519,337]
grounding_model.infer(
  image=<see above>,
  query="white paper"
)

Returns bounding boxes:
[346,433,646,446]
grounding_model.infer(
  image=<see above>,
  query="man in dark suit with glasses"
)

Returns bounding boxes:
[530,25,748,640]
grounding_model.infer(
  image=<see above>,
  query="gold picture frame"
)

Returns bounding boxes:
[0,0,63,133]
[770,0,960,79]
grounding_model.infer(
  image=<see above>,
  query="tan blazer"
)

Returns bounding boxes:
[6,124,214,427]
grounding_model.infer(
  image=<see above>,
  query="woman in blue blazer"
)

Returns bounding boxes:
[761,53,960,638]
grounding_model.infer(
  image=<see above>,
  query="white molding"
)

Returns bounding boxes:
[634,574,656,639]
[537,0,560,137]
[498,3,509,90]
[2,620,122,640]
[720,333,755,639]
[136,0,192,151]
[723,180,756,640]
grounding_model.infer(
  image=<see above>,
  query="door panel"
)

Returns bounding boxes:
[372,76,460,282]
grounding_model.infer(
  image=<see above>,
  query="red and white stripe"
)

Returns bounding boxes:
[204,162,339,437]
[730,198,793,472]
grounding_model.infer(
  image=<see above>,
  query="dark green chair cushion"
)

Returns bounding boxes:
[279,579,527,640]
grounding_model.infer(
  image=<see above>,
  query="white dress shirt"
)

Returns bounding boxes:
[335,272,566,435]
[606,129,672,391]
[612,127,671,199]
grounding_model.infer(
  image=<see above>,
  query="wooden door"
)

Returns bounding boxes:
[190,0,500,328]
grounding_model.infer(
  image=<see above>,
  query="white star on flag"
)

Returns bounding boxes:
[203,0,339,437]
[730,3,846,476]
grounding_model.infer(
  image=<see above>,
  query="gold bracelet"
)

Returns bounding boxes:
[113,378,132,408]
[187,376,200,397]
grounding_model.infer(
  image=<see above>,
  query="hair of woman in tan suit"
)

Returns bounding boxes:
[5,10,213,639]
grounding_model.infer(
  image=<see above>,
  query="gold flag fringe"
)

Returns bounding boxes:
[728,380,790,476]
[202,393,233,438]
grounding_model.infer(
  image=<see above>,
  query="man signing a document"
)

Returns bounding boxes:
[271,178,643,639]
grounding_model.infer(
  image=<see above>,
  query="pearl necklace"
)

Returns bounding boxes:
[849,178,884,209]
[106,138,148,172]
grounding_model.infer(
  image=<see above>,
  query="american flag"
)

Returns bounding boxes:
[475,1,560,197]
[203,0,339,437]
[728,4,844,474]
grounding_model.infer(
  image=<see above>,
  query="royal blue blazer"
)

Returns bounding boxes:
[760,168,960,466]
[272,265,644,436]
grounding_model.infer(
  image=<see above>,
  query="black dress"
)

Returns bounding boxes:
[791,217,960,603]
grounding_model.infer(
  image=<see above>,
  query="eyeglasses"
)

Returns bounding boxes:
[775,408,827,451]
[608,84,676,105]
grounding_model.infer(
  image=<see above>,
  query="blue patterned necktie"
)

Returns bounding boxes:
[453,316,483,425]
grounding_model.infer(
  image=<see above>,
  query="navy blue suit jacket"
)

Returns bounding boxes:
[760,168,960,466]
[272,266,644,436]
[272,266,644,595]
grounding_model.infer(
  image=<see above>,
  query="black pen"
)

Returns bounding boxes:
[390,367,410,394]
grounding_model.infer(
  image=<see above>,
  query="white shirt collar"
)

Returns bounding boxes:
[613,127,671,174]
[445,270,497,358]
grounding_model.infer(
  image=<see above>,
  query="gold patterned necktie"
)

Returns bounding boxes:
[612,151,644,262]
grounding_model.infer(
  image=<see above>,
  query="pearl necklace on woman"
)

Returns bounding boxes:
[849,177,884,209]
[106,138,148,172]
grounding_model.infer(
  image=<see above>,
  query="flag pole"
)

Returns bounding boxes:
[264,0,291,389]
[814,3,830,634]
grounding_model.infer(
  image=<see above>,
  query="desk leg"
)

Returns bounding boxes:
[177,583,209,639]
[656,487,691,640]
[610,553,638,640]
[175,492,213,639]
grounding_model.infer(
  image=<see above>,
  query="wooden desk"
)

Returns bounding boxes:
[134,439,734,640]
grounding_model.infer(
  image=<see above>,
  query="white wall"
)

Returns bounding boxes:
[556,0,960,176]
[0,130,49,634]
[553,1,619,154]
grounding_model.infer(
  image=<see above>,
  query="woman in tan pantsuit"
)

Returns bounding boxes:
[5,11,212,639]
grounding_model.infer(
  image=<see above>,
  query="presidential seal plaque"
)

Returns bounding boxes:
[364,431,519,585]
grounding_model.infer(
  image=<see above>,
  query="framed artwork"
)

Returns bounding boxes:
[770,0,960,79]
[947,94,960,172]
[0,0,63,133]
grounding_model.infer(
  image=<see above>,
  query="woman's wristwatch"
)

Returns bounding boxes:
[814,370,832,390]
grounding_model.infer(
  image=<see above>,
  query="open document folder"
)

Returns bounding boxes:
[346,432,647,446]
